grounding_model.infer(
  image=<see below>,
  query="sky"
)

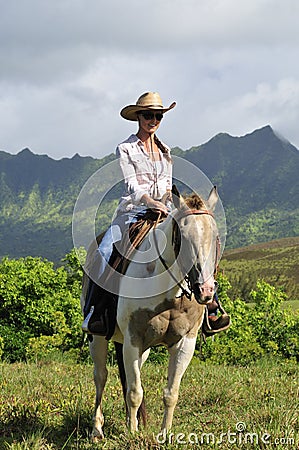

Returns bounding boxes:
[1,0,299,160]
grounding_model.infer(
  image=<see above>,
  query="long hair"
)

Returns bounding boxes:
[154,135,172,163]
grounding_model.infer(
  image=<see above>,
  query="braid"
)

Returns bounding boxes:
[154,135,172,162]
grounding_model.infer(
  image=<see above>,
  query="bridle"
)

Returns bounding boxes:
[152,208,220,301]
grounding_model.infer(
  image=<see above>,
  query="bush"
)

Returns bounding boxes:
[1,251,298,365]
[250,280,299,359]
[0,254,83,362]
[199,275,299,365]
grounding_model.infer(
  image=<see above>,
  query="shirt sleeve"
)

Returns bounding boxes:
[116,144,148,204]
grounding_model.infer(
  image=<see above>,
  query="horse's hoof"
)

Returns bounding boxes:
[91,429,104,441]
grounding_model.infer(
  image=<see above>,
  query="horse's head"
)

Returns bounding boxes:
[172,185,220,304]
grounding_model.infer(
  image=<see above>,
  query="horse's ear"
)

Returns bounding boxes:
[206,186,219,212]
[172,184,182,209]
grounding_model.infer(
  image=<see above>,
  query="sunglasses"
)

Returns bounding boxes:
[138,112,164,121]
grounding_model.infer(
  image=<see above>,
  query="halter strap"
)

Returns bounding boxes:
[174,209,220,277]
[174,209,214,220]
[153,208,218,301]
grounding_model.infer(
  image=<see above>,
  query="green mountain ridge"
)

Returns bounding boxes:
[179,125,298,212]
[0,125,298,262]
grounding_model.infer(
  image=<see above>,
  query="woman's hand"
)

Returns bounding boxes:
[141,194,168,214]
[147,199,168,214]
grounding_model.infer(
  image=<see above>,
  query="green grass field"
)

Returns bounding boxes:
[281,300,299,311]
[0,355,298,449]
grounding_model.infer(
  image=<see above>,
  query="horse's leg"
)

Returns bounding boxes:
[89,335,109,440]
[122,336,146,432]
[141,348,151,366]
[137,348,150,428]
[116,341,150,429]
[162,335,197,433]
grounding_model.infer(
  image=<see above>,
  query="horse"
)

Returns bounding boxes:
[81,185,220,440]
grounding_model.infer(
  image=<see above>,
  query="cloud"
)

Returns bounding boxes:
[1,0,299,158]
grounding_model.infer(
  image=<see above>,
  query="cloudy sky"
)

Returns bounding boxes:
[1,0,299,160]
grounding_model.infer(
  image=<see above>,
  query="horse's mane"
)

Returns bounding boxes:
[183,193,205,210]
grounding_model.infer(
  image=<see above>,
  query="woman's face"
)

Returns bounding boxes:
[137,111,163,135]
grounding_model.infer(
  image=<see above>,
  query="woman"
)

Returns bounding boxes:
[82,92,176,336]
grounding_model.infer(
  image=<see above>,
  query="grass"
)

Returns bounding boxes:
[221,236,299,302]
[282,299,299,311]
[0,355,298,449]
[246,299,299,312]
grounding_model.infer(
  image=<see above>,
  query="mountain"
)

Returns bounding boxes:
[0,125,298,262]
[175,125,299,247]
[0,149,115,262]
[0,148,115,195]
[179,125,298,213]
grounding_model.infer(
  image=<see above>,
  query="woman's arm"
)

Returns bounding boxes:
[116,145,149,204]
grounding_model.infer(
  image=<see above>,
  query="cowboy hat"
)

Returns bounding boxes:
[120,92,176,121]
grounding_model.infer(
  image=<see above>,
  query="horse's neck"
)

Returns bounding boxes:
[155,214,177,263]
[153,213,187,300]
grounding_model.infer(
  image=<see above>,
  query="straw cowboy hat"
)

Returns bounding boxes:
[120,92,176,121]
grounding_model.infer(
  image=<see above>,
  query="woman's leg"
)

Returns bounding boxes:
[82,214,129,335]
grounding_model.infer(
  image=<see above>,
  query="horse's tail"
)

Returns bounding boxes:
[114,342,147,428]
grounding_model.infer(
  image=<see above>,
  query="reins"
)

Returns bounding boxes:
[104,209,166,280]
[103,206,219,300]
[152,211,192,299]
[152,208,218,300]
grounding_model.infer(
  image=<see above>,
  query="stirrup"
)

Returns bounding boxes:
[82,306,108,336]
[202,305,231,337]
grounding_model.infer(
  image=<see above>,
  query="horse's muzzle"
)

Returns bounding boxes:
[193,282,215,304]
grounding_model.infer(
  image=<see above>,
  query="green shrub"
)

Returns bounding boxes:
[0,254,82,362]
[199,276,299,365]
[250,280,299,359]
[199,294,264,365]
[1,251,298,365]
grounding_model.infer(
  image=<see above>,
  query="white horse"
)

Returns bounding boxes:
[81,185,220,440]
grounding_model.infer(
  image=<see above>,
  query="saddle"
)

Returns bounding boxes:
[103,209,166,276]
[87,209,166,339]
